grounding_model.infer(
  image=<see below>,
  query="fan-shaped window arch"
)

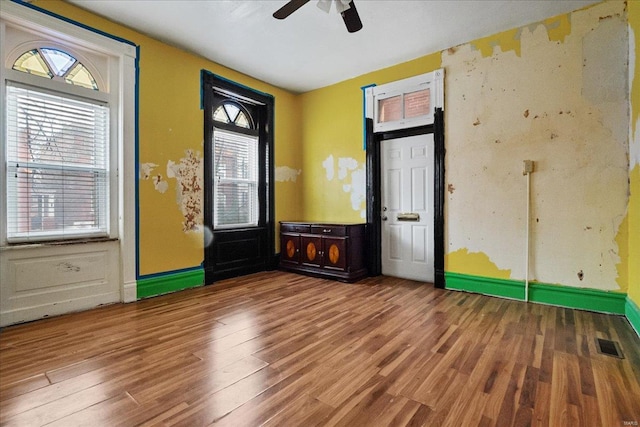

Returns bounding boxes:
[213,101,254,129]
[12,47,99,90]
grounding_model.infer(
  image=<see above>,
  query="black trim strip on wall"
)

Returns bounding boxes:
[365,118,381,276]
[433,108,445,288]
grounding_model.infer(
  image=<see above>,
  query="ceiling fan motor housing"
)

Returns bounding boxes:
[274,0,363,33]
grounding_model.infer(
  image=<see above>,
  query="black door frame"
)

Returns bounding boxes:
[202,72,275,284]
[365,108,445,288]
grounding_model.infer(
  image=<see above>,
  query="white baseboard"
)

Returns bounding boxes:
[0,291,120,327]
[123,280,137,303]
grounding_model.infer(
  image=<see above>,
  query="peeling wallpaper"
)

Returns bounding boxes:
[275,166,301,182]
[443,1,629,291]
[447,248,511,280]
[300,80,369,222]
[140,150,204,232]
[166,150,204,232]
[466,14,572,59]
[322,156,366,219]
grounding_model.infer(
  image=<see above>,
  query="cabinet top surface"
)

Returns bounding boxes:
[280,221,366,226]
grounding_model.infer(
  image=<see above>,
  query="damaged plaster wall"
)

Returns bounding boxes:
[299,79,368,222]
[443,1,629,291]
[628,1,640,306]
[275,166,302,183]
[321,155,366,219]
[140,149,204,233]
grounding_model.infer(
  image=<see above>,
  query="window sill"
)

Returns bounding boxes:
[1,237,118,251]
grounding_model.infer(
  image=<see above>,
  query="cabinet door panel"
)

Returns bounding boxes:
[301,235,322,267]
[280,233,300,265]
[323,237,347,271]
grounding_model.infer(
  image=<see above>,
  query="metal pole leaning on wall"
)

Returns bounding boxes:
[523,160,534,302]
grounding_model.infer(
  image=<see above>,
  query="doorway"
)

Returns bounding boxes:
[365,109,445,288]
[380,134,435,282]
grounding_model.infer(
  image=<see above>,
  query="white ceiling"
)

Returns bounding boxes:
[67,0,600,93]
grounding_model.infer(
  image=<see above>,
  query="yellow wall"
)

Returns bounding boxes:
[628,0,640,306]
[299,54,440,222]
[32,0,302,276]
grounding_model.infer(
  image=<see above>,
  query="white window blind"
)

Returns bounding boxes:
[5,83,110,242]
[213,128,258,228]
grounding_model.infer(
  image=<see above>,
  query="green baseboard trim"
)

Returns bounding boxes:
[446,272,524,300]
[529,282,625,315]
[626,298,640,337]
[137,269,204,299]
[445,272,626,315]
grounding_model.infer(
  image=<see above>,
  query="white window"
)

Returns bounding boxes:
[213,128,259,228]
[1,15,122,244]
[6,83,110,242]
[372,69,444,132]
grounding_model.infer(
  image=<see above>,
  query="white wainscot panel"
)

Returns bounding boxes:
[13,253,108,291]
[0,241,121,326]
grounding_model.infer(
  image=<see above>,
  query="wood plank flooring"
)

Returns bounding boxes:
[1,271,640,426]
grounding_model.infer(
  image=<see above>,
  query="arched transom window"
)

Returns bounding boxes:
[12,47,99,90]
[213,101,253,129]
[211,99,259,228]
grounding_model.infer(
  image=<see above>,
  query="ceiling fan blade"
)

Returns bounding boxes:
[273,0,311,19]
[341,1,362,33]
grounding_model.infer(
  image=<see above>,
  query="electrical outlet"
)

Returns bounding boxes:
[523,160,534,175]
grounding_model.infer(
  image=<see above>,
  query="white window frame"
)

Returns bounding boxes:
[5,80,111,242]
[1,2,136,245]
[213,128,259,229]
[0,2,137,302]
[370,69,444,133]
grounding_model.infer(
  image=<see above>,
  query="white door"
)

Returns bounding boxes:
[381,134,434,282]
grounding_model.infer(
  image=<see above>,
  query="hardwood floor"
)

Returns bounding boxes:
[1,271,639,426]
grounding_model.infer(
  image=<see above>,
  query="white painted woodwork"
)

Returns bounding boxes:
[0,2,137,326]
[373,70,444,132]
[381,134,434,282]
[0,241,120,326]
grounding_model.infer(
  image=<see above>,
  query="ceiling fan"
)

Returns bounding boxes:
[273,0,363,33]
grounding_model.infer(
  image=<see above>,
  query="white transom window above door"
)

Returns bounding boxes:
[366,69,444,133]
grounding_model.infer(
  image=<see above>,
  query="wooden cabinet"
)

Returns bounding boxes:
[279,222,367,282]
